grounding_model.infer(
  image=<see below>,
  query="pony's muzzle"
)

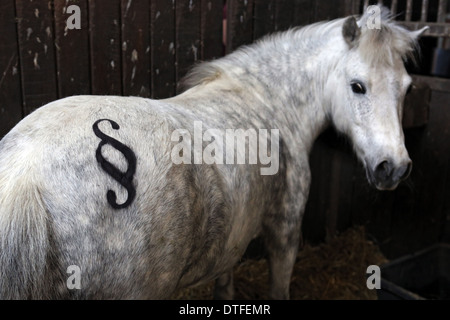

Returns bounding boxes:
[369,159,412,190]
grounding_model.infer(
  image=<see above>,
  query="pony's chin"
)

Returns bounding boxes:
[374,182,400,191]
[365,168,400,191]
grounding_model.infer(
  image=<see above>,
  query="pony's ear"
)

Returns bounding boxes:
[410,26,429,40]
[342,16,361,48]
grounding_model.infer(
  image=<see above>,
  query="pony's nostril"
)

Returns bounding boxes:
[374,160,393,181]
[399,161,412,181]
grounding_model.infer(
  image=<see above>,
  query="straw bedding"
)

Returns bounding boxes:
[172,226,387,300]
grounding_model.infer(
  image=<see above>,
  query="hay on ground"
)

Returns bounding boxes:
[172,226,387,300]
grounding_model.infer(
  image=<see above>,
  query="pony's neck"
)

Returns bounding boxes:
[217,22,344,152]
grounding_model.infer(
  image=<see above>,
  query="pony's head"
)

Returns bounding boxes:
[327,8,427,190]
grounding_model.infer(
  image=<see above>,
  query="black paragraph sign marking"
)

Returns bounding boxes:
[93,119,137,209]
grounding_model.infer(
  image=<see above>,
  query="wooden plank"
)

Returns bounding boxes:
[0,0,23,138]
[442,154,450,243]
[254,0,275,40]
[437,0,447,23]
[54,0,91,98]
[121,0,151,97]
[150,0,176,99]
[226,0,254,53]
[334,145,356,234]
[292,0,316,27]
[313,131,355,241]
[200,0,224,61]
[274,0,295,32]
[420,0,428,22]
[326,149,342,241]
[344,0,361,15]
[399,21,450,37]
[274,0,315,32]
[349,162,381,235]
[402,81,431,128]
[15,0,58,115]
[406,0,413,21]
[175,0,201,92]
[391,0,399,15]
[314,0,347,22]
[89,0,122,95]
[388,186,416,255]
[442,94,450,244]
[315,138,334,242]
[412,75,450,93]
[304,131,341,244]
[303,139,328,244]
[368,191,397,251]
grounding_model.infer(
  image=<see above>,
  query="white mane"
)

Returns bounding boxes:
[181,7,420,90]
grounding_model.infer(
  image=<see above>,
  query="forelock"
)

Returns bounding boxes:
[357,7,419,67]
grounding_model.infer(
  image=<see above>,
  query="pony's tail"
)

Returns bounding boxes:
[0,168,49,299]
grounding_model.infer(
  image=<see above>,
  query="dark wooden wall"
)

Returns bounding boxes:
[0,0,224,138]
[226,0,359,52]
[0,0,449,259]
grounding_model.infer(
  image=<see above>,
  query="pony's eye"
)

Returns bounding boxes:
[351,82,366,95]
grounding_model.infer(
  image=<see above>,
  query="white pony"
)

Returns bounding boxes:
[0,9,426,299]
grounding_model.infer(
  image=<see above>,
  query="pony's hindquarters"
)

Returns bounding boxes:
[0,96,229,299]
[0,97,176,299]
[0,133,50,299]
[0,94,275,299]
